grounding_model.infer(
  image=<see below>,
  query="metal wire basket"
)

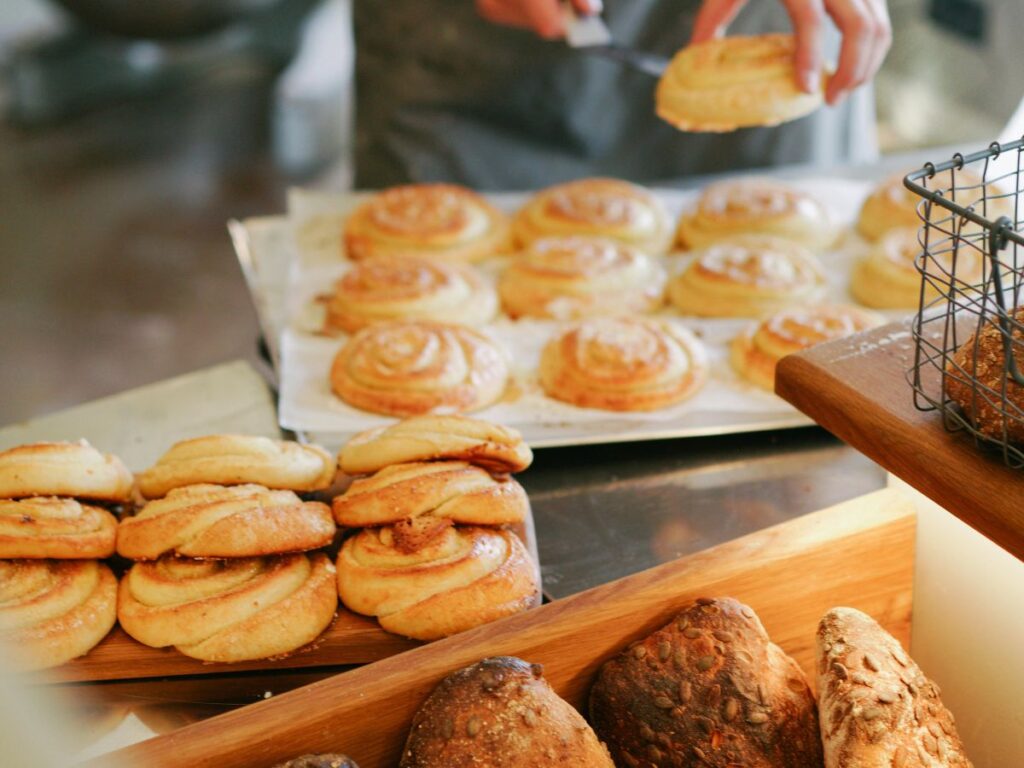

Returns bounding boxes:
[905,140,1024,468]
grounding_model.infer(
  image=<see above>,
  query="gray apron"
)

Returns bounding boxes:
[353,0,876,189]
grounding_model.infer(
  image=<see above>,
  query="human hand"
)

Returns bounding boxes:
[475,0,602,40]
[690,0,892,105]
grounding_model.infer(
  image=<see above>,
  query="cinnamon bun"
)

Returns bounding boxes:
[0,498,117,559]
[0,441,132,503]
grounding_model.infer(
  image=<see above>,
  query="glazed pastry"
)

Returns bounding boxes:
[401,657,614,767]
[338,416,533,476]
[676,178,835,251]
[137,435,335,500]
[656,34,824,133]
[325,255,498,333]
[669,235,826,317]
[589,597,824,768]
[539,317,708,411]
[118,553,337,662]
[337,522,538,640]
[330,322,509,417]
[0,559,117,670]
[817,607,972,768]
[273,756,360,768]
[513,178,672,254]
[0,498,117,559]
[0,440,132,502]
[498,236,665,319]
[343,184,511,263]
[117,484,336,560]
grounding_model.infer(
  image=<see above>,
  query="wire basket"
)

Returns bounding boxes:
[905,140,1024,468]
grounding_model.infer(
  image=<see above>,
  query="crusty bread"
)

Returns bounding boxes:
[272,755,359,768]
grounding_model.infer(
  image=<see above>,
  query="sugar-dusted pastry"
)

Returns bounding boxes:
[656,34,824,133]
[676,177,835,251]
[513,178,672,254]
[0,498,117,559]
[337,521,538,640]
[343,184,511,263]
[118,553,337,662]
[731,305,884,390]
[499,236,666,319]
[325,255,498,333]
[117,484,336,560]
[137,435,335,500]
[669,235,826,317]
[330,322,509,417]
[539,317,708,411]
[338,416,533,476]
[0,441,133,503]
[0,559,117,670]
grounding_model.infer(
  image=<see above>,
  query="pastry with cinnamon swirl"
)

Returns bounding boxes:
[0,441,132,503]
[0,498,117,559]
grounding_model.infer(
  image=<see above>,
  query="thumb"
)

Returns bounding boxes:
[691,0,749,44]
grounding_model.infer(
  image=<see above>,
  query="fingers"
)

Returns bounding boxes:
[475,0,565,39]
[824,0,891,104]
[691,0,749,44]
[783,0,826,94]
[571,0,603,15]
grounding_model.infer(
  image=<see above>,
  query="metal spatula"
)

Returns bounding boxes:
[563,3,670,77]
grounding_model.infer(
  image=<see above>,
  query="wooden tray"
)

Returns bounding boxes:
[95,488,915,768]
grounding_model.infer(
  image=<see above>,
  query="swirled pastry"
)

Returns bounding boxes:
[499,236,666,319]
[343,184,511,263]
[118,553,337,662]
[339,416,532,476]
[330,322,509,417]
[676,178,835,251]
[656,34,824,133]
[137,435,335,500]
[0,441,132,502]
[513,178,672,254]
[337,522,538,640]
[669,236,826,317]
[0,498,117,559]
[117,484,336,561]
[731,305,884,390]
[325,256,498,333]
[0,559,117,670]
[539,318,708,411]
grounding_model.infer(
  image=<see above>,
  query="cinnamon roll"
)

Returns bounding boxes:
[0,441,132,503]
[0,498,117,559]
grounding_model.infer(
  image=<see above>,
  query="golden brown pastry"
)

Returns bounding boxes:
[0,559,117,670]
[325,255,498,333]
[338,416,533,476]
[0,440,132,503]
[329,322,509,417]
[513,178,672,254]
[656,34,824,133]
[676,177,835,251]
[539,317,708,411]
[117,484,336,561]
[669,235,826,317]
[337,522,538,640]
[499,236,666,319]
[589,597,824,768]
[137,435,335,500]
[817,607,972,768]
[273,756,360,768]
[118,553,337,662]
[401,656,614,767]
[0,498,117,559]
[343,184,511,263]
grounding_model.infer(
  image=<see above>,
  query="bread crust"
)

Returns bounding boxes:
[0,441,133,502]
[272,756,359,768]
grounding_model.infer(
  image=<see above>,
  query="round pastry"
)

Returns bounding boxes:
[669,235,826,317]
[273,756,360,768]
[0,441,132,502]
[0,559,117,670]
[0,498,117,559]
[117,484,336,561]
[498,236,666,319]
[513,178,672,254]
[137,435,335,500]
[325,255,498,333]
[329,322,509,417]
[656,34,825,133]
[338,416,532,476]
[343,184,511,263]
[117,553,337,662]
[337,522,539,640]
[731,305,884,390]
[539,318,708,412]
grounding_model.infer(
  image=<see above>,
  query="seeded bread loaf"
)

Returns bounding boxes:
[272,755,359,768]
[589,597,824,768]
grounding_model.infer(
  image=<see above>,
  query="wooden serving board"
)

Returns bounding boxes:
[95,488,915,768]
